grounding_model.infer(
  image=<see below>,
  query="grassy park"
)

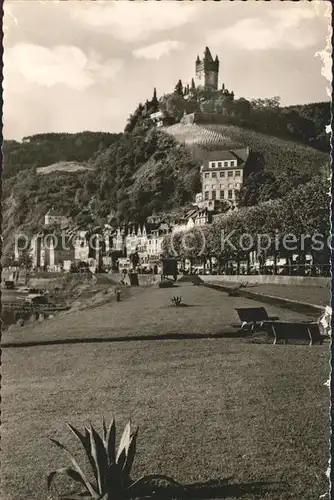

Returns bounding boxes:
[1,282,330,500]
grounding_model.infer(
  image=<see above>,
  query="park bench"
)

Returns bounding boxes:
[234,307,279,332]
[265,321,325,346]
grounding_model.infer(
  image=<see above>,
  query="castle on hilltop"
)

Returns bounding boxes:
[149,46,234,127]
[182,46,234,100]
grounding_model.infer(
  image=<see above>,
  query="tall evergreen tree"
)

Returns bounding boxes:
[151,87,159,112]
[174,79,183,96]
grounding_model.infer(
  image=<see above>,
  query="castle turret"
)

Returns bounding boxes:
[195,46,219,90]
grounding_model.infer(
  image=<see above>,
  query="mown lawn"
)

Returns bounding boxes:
[2,341,329,500]
[2,283,318,345]
[204,280,330,308]
[1,284,330,499]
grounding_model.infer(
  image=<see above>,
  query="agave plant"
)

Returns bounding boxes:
[170,296,182,307]
[48,418,180,500]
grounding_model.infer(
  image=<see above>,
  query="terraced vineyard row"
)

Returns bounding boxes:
[163,124,237,148]
[163,122,328,177]
[204,123,328,176]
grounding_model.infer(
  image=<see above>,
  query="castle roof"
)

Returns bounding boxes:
[204,46,214,62]
[196,47,219,73]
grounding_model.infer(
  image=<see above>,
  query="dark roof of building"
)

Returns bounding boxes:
[46,207,62,216]
[203,148,249,163]
[232,148,250,163]
[184,208,199,219]
[144,222,160,233]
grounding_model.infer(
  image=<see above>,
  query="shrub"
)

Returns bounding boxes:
[228,285,242,297]
[171,296,182,307]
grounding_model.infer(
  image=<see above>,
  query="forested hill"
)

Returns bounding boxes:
[2,123,201,256]
[2,97,330,259]
[3,132,122,180]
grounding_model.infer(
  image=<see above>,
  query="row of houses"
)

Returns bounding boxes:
[15,205,215,272]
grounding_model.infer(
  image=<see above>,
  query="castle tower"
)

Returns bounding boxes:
[195,47,219,90]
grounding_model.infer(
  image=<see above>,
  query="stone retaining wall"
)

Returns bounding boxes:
[111,273,161,286]
[201,275,330,288]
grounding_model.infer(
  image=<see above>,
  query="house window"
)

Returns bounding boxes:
[211,162,216,168]
[220,184,225,189]
[212,172,217,178]
[231,160,237,166]
[204,184,210,190]
[212,190,216,200]
[235,170,241,177]
[224,161,228,167]
[235,183,240,189]
[228,171,233,177]
[204,191,209,200]
[219,171,225,177]
[228,190,233,199]
[220,190,224,199]
[211,185,216,189]
[217,162,222,168]
[204,173,210,178]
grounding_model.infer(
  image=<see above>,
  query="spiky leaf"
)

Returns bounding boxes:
[123,427,139,477]
[116,422,131,463]
[102,418,108,443]
[67,424,98,483]
[116,447,127,472]
[103,419,116,465]
[47,467,89,493]
[49,438,99,499]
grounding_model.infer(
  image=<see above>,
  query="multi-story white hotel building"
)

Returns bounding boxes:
[196,147,250,209]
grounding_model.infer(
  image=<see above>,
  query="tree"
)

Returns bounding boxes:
[160,93,186,123]
[151,87,159,112]
[251,96,281,109]
[17,249,33,285]
[233,98,251,119]
[237,170,279,207]
[129,251,140,270]
[124,103,145,133]
[200,100,215,114]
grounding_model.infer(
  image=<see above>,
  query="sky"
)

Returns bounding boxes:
[3,0,332,141]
